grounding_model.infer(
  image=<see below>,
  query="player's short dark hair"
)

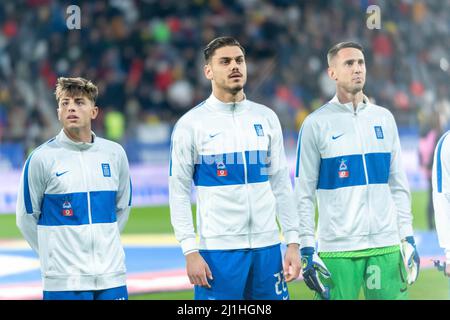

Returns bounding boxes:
[203,36,245,62]
[327,41,364,66]
[55,77,98,103]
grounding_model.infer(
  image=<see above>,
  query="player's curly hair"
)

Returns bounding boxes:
[55,77,98,103]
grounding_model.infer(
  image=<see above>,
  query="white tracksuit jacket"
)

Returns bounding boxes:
[432,130,450,263]
[169,94,299,255]
[295,95,414,252]
[16,130,132,291]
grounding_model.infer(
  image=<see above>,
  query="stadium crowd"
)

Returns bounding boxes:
[0,0,448,160]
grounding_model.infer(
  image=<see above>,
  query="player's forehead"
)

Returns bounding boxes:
[59,93,90,102]
[212,46,244,61]
[335,47,365,62]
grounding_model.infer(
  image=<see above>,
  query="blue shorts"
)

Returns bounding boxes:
[43,285,128,300]
[195,244,289,300]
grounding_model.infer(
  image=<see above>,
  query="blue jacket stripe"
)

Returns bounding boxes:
[90,191,117,224]
[295,127,303,178]
[38,191,117,226]
[23,154,34,214]
[317,154,366,189]
[193,150,269,187]
[23,137,57,214]
[436,132,450,193]
[128,178,132,206]
[317,152,391,190]
[365,153,391,184]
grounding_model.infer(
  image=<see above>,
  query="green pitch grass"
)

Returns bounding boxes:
[2,191,447,299]
[130,268,449,300]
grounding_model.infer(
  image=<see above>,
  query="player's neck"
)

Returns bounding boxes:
[64,127,93,143]
[213,89,245,104]
[336,88,364,111]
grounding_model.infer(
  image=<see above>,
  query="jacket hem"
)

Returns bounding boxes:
[317,231,401,252]
[42,271,127,291]
[199,230,281,250]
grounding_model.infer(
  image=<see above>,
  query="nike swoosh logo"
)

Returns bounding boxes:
[209,132,221,138]
[282,295,289,300]
[55,171,69,177]
[332,133,344,140]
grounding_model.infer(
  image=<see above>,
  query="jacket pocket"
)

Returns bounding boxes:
[320,187,368,239]
[201,185,248,237]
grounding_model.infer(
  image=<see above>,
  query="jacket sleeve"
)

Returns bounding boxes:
[432,132,450,262]
[294,116,320,249]
[387,114,414,240]
[116,145,132,232]
[16,152,45,254]
[267,111,299,245]
[169,119,197,255]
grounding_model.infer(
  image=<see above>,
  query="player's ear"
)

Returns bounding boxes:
[91,105,99,120]
[328,67,337,81]
[56,106,61,121]
[204,64,213,80]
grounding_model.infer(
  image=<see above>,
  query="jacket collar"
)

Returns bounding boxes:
[205,93,249,115]
[330,94,370,114]
[56,129,96,151]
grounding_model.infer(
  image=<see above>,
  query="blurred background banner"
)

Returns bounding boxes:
[0,0,449,299]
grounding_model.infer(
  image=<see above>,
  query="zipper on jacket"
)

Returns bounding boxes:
[79,150,97,280]
[232,103,253,248]
[353,109,371,235]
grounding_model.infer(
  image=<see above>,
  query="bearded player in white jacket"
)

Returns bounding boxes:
[169,37,300,300]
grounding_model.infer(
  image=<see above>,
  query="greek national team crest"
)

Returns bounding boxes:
[102,163,111,177]
[374,126,384,139]
[216,162,227,177]
[254,124,264,137]
[338,159,349,178]
[62,200,73,217]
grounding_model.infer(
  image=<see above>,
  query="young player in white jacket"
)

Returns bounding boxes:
[169,37,300,300]
[432,131,450,276]
[295,42,420,299]
[16,77,132,300]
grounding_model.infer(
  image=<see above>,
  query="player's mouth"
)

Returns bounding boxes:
[67,115,79,120]
[228,73,242,79]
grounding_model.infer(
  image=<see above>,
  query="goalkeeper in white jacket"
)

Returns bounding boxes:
[295,42,419,300]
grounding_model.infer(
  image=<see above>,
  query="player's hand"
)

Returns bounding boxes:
[432,259,450,277]
[185,251,213,288]
[401,236,420,285]
[283,243,300,282]
[301,247,331,299]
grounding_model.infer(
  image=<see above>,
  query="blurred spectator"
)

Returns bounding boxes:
[418,102,441,229]
[0,0,447,166]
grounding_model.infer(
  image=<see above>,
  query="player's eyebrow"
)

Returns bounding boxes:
[218,55,244,61]
[344,58,365,64]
